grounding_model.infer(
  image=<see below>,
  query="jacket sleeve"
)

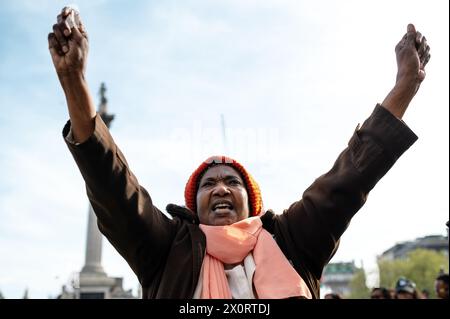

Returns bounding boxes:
[63,115,176,283]
[275,104,418,279]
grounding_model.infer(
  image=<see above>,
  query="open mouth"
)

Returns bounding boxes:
[212,201,234,212]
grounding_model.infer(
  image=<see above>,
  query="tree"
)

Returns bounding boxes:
[378,249,449,298]
[348,268,371,299]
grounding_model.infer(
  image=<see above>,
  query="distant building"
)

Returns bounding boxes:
[58,275,135,299]
[321,261,359,297]
[57,83,137,299]
[379,235,449,261]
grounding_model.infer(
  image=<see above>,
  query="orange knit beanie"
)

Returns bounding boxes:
[184,156,263,216]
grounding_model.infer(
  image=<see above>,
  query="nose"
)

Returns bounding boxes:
[212,182,231,196]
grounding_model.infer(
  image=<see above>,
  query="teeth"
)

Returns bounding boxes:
[214,203,232,210]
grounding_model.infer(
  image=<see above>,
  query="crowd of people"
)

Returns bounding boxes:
[371,274,449,299]
[324,273,449,299]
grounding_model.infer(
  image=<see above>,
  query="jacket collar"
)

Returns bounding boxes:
[166,203,200,224]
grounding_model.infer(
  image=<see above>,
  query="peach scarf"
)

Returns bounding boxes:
[199,217,312,299]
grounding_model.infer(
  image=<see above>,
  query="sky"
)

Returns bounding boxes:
[0,0,448,299]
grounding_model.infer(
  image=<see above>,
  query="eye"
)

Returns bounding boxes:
[228,179,242,186]
[201,181,214,188]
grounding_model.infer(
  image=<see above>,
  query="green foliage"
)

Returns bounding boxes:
[347,268,371,299]
[378,249,449,298]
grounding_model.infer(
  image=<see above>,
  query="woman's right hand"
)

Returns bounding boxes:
[48,7,89,80]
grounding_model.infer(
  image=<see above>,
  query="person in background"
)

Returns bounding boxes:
[324,293,343,299]
[420,289,430,299]
[370,287,392,299]
[395,277,418,299]
[435,274,449,299]
[389,288,396,299]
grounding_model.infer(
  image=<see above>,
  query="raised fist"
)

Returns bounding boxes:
[394,24,431,94]
[48,7,89,79]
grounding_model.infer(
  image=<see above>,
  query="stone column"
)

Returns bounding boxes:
[80,205,105,275]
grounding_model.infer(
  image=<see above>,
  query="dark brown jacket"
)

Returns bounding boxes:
[63,104,417,299]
